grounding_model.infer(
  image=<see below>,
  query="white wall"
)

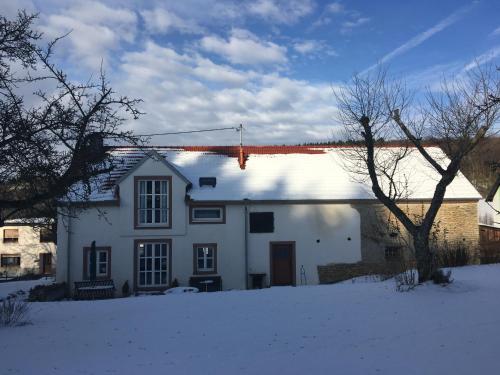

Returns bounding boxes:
[247,204,361,286]
[0,225,56,277]
[57,155,363,294]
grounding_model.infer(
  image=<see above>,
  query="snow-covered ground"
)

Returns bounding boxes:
[1,265,500,375]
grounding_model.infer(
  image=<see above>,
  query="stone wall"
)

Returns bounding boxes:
[317,200,480,284]
[317,262,404,284]
[353,200,480,263]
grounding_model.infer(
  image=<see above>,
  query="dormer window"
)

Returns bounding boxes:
[199,177,216,187]
[134,177,172,228]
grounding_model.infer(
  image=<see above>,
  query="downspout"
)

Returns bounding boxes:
[66,211,72,291]
[244,202,249,289]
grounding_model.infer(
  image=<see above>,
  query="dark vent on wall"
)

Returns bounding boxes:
[199,177,217,187]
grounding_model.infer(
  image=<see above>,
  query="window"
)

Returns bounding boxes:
[193,244,217,274]
[249,212,274,233]
[1,254,21,267]
[40,227,55,243]
[3,229,19,243]
[385,246,401,261]
[190,206,225,224]
[199,177,216,187]
[135,177,171,228]
[136,241,169,288]
[83,247,111,279]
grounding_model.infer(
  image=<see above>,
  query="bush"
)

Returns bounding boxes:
[122,281,131,297]
[28,283,68,302]
[431,269,453,285]
[436,243,471,268]
[394,258,417,292]
[0,297,30,327]
[394,268,417,292]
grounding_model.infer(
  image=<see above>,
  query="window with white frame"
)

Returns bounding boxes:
[137,179,169,226]
[137,242,168,287]
[84,247,111,279]
[191,206,224,223]
[194,244,216,274]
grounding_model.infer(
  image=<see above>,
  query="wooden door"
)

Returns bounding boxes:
[39,253,52,275]
[270,242,295,286]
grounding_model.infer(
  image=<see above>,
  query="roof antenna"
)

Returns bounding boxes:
[237,123,243,146]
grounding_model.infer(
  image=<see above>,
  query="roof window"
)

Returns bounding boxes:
[199,177,216,187]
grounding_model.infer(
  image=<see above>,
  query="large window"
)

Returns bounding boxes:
[1,254,21,267]
[190,206,225,224]
[136,241,170,288]
[135,177,171,228]
[249,212,274,233]
[3,229,19,243]
[193,244,217,274]
[83,247,111,279]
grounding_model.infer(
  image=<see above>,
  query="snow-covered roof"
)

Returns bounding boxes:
[82,145,481,203]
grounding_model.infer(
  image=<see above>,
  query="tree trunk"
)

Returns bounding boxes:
[413,231,435,283]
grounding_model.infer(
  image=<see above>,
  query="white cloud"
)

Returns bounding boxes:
[247,0,315,24]
[292,40,337,58]
[117,41,339,144]
[200,29,288,65]
[463,45,500,72]
[340,17,370,34]
[491,26,500,37]
[140,8,203,35]
[362,3,474,74]
[326,2,344,14]
[38,0,137,69]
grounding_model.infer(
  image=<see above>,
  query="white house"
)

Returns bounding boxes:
[482,176,500,228]
[1,219,56,278]
[56,145,481,294]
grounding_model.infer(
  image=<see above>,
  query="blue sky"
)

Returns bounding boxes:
[1,0,499,144]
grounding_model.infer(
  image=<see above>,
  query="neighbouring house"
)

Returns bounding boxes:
[56,145,481,295]
[479,176,500,262]
[0,219,56,278]
[483,176,500,228]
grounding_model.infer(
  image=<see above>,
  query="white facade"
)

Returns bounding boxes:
[0,223,56,277]
[57,146,481,294]
[57,155,363,293]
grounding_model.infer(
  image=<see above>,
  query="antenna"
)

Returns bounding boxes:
[238,123,243,146]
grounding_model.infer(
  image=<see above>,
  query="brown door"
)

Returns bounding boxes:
[40,253,52,275]
[270,242,295,286]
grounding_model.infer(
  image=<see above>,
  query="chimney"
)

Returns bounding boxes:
[238,145,246,170]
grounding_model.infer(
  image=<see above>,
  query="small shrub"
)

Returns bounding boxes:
[395,268,417,292]
[394,258,417,292]
[0,297,31,327]
[28,283,68,302]
[122,281,131,297]
[436,243,471,267]
[171,278,179,288]
[431,269,453,285]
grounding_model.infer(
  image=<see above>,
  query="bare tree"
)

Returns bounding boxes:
[0,11,142,224]
[336,67,500,282]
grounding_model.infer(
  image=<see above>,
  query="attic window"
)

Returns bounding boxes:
[199,177,216,187]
